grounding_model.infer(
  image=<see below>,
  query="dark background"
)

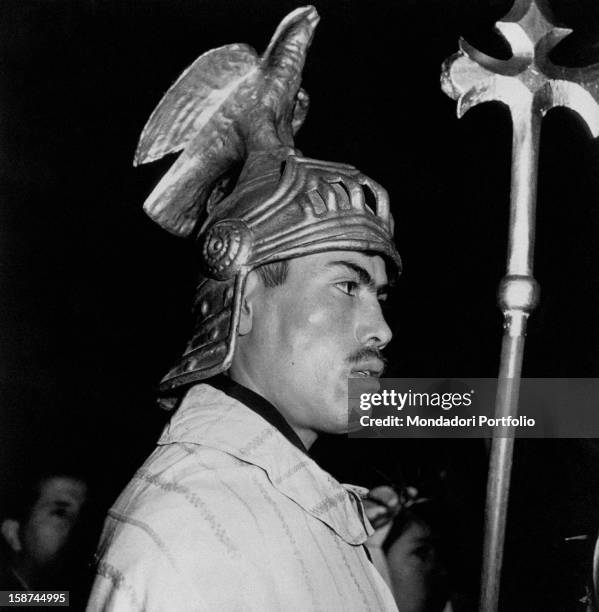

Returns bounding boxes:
[2,0,599,609]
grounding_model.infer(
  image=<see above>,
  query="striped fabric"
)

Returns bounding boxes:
[87,384,398,611]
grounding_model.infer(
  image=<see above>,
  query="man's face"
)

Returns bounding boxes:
[231,250,392,447]
[19,476,88,570]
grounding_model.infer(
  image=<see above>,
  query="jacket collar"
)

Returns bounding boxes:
[158,383,373,545]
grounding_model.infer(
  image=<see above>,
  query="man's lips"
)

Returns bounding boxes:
[350,360,384,377]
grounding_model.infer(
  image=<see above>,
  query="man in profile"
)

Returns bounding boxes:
[89,6,401,610]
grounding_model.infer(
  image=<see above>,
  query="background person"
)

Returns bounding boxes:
[0,470,93,605]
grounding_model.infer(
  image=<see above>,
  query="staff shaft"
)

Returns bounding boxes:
[481,321,526,611]
[480,108,541,612]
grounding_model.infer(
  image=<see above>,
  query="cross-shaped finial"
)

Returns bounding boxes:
[442,0,599,134]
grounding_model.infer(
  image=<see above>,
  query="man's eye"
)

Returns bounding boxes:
[336,281,358,296]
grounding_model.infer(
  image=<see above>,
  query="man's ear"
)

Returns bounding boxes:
[1,519,22,553]
[238,271,260,336]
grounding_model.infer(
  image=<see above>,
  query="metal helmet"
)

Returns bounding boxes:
[134,6,401,408]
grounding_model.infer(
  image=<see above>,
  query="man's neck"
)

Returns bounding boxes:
[225,366,318,448]
[209,374,314,452]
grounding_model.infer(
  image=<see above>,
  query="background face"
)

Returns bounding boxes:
[386,521,447,612]
[2,1,599,608]
[20,477,87,568]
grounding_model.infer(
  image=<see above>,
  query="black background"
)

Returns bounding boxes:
[2,1,599,609]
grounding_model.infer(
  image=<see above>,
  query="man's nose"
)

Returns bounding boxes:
[355,300,392,348]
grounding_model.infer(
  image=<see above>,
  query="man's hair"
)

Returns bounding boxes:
[256,260,289,287]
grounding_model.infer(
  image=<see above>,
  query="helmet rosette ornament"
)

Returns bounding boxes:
[201,220,252,280]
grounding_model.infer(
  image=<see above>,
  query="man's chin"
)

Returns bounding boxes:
[314,399,352,436]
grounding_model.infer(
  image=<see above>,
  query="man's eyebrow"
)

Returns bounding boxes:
[325,260,389,293]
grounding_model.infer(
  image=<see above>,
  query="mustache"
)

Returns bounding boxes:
[347,347,388,371]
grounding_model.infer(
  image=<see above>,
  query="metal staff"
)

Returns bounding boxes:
[441,1,599,609]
